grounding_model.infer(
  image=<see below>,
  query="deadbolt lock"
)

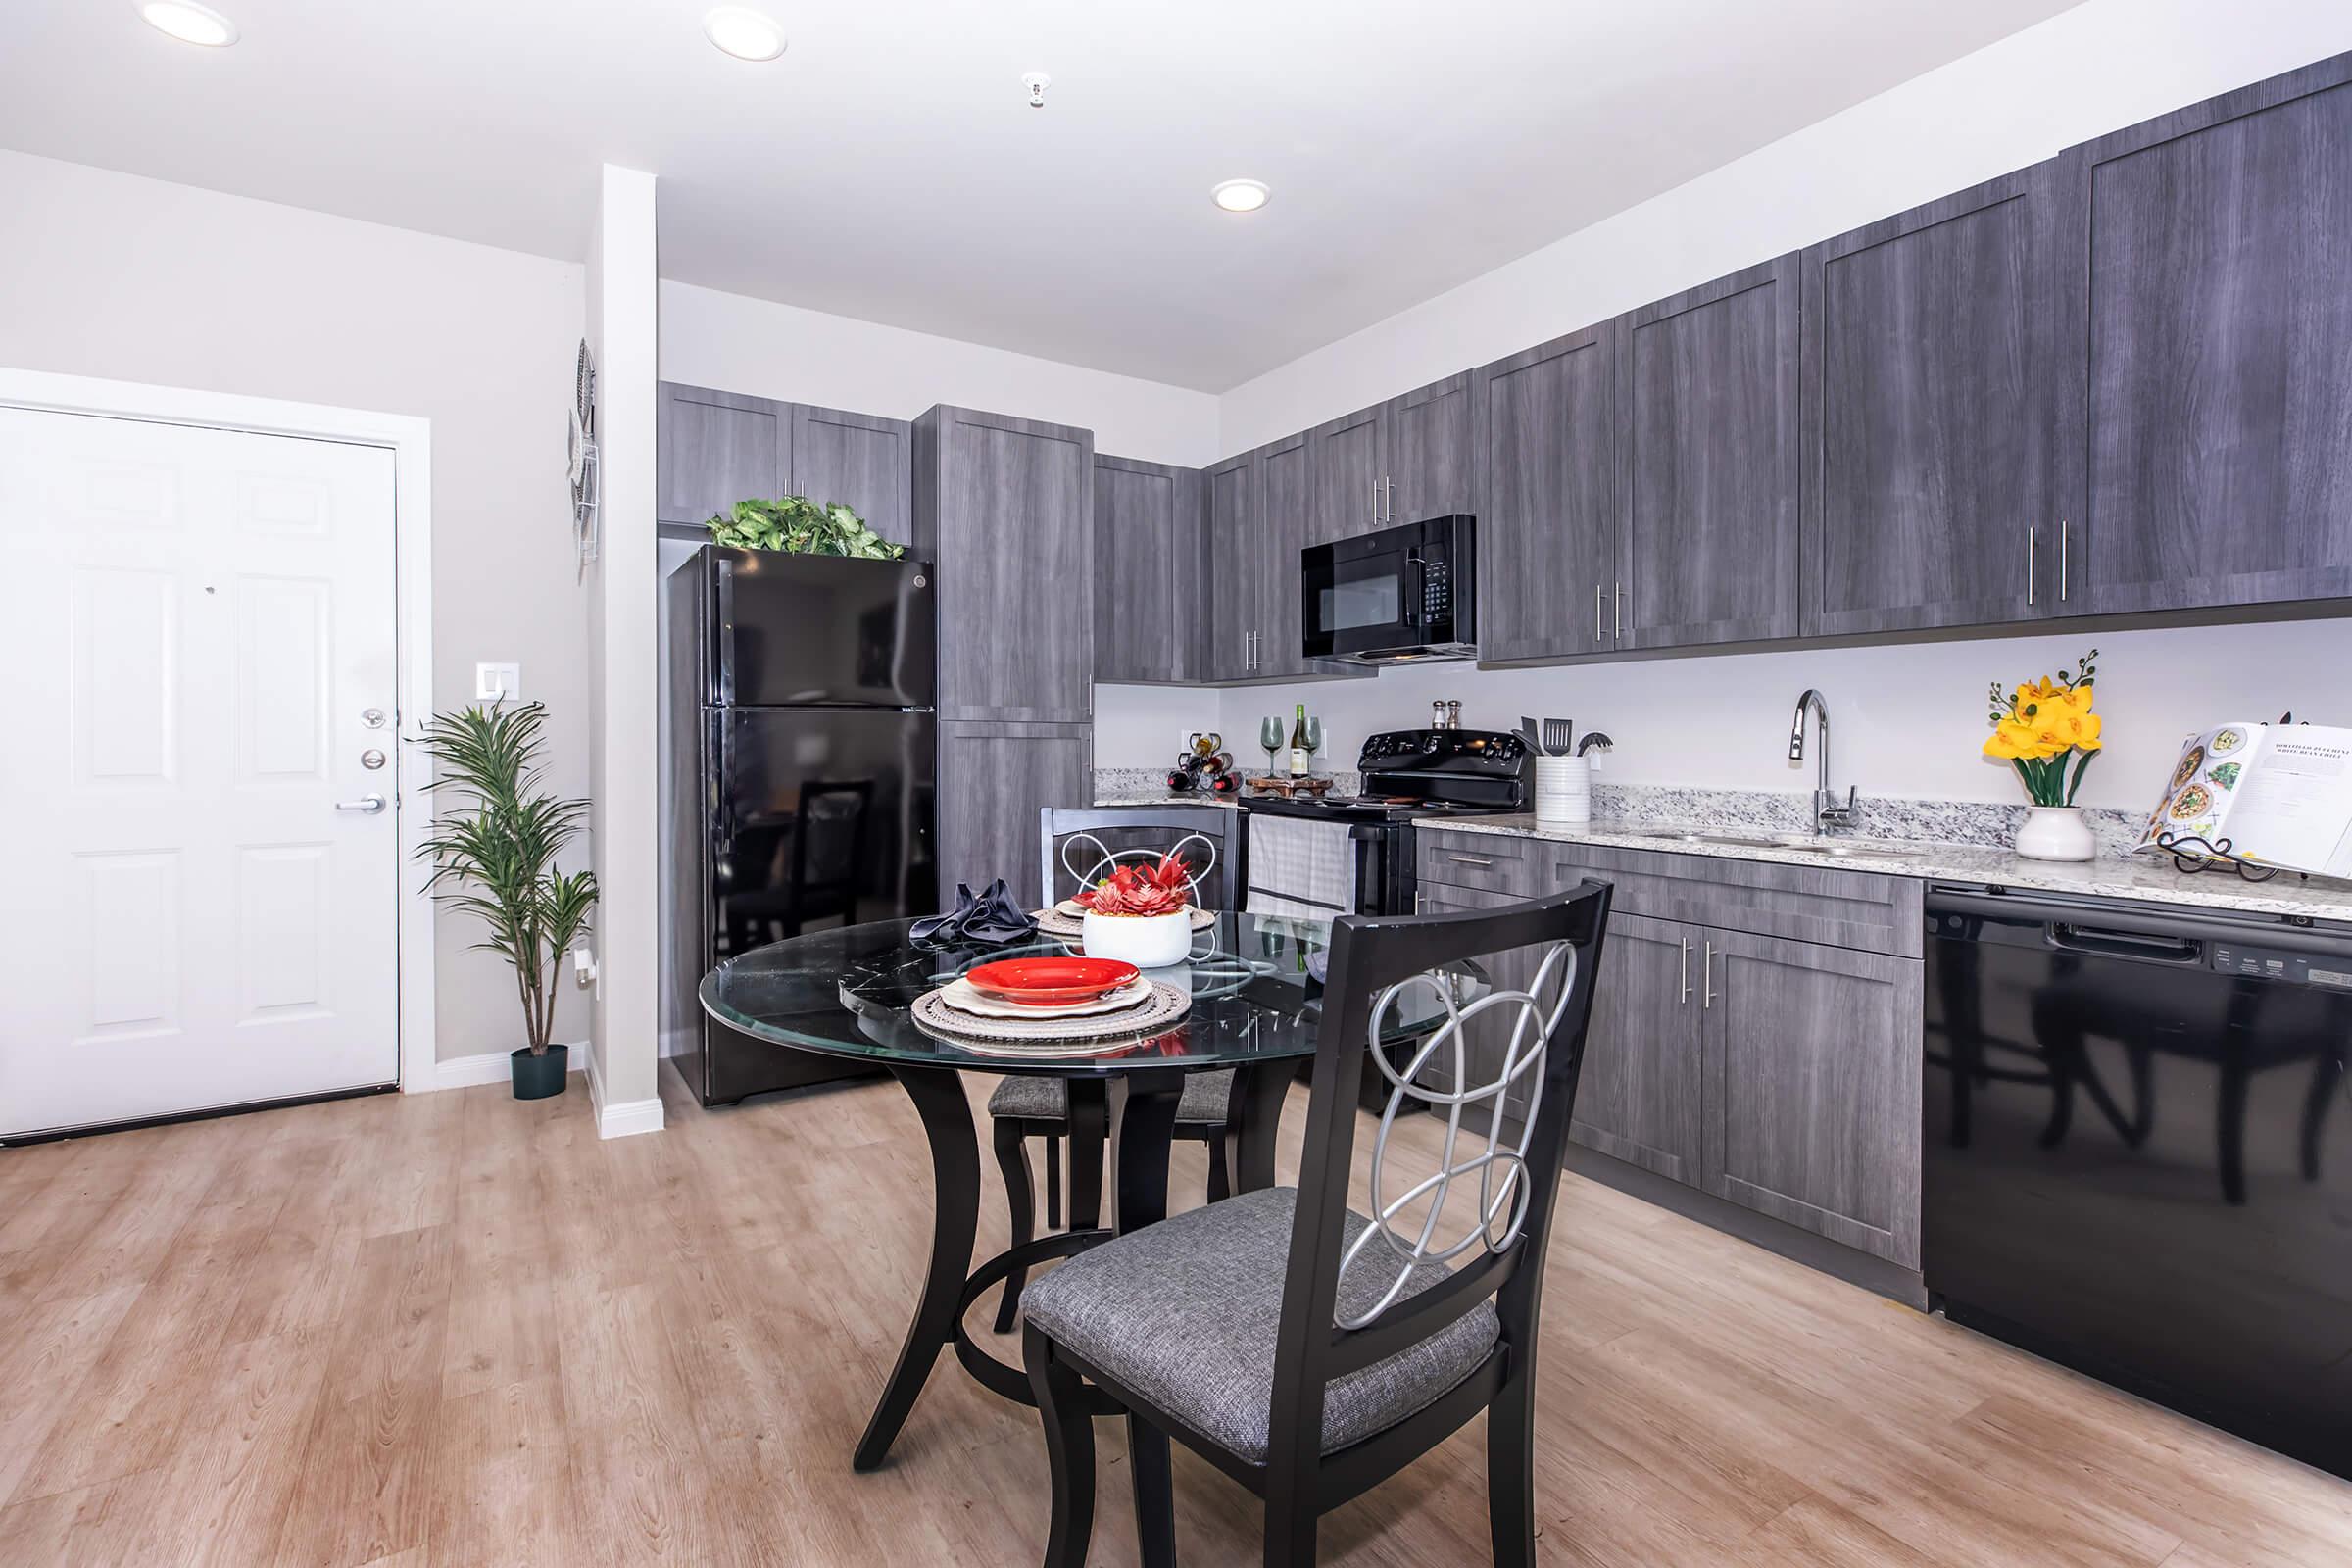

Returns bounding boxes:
[361,749,387,770]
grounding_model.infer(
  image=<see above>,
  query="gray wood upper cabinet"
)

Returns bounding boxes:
[658,383,786,529]
[1476,323,1630,662]
[2068,53,2352,615]
[1701,927,1922,1267]
[1094,455,1207,685]
[937,720,1092,908]
[913,406,1095,723]
[791,404,914,549]
[1626,254,1803,650]
[1304,403,1384,545]
[1571,910,1705,1185]
[1382,371,1482,523]
[1254,432,1321,680]
[1204,452,1260,681]
[1801,162,2082,636]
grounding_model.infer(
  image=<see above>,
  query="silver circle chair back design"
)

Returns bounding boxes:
[1334,939,1580,1329]
[1058,830,1218,904]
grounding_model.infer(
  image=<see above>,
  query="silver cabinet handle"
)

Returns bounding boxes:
[336,794,386,814]
[1373,477,1380,522]
[1615,581,1625,639]
[1595,583,1604,641]
[1703,941,1716,1009]
[2028,523,2037,607]
[1383,475,1394,521]
[1679,939,1691,1004]
[2060,518,2070,602]
[1446,853,1494,867]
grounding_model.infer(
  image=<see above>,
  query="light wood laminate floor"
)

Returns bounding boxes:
[1,1067,2347,1566]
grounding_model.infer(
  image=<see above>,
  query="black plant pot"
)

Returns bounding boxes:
[511,1043,568,1100]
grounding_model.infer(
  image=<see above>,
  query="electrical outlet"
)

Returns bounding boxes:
[475,662,521,702]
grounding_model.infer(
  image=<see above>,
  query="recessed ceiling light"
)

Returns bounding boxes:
[135,1,238,47]
[1211,179,1271,214]
[704,6,787,62]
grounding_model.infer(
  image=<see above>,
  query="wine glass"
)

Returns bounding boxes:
[1301,716,1323,771]
[1257,716,1284,778]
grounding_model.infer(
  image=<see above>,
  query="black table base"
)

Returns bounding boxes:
[852,1059,1293,1471]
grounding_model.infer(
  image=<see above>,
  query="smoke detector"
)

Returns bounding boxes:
[1021,72,1051,109]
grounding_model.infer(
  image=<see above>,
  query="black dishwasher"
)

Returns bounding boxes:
[1923,884,2352,1478]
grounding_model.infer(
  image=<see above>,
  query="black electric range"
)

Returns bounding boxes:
[1243,728,1530,915]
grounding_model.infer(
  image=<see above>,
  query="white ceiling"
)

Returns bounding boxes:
[0,1,2082,390]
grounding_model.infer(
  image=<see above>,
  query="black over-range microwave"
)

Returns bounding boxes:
[1299,514,1477,664]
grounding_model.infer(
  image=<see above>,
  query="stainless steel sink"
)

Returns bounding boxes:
[1614,827,1928,860]
[1618,829,1784,849]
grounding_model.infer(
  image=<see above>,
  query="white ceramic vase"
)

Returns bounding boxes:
[1080,908,1193,968]
[2014,806,2097,862]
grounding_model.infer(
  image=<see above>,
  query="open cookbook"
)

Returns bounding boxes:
[2136,723,2352,878]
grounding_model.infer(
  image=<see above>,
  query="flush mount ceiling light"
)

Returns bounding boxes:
[135,1,238,47]
[703,6,787,62]
[1211,179,1271,214]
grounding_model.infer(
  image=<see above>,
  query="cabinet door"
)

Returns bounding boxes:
[1093,456,1205,685]
[2070,55,2352,614]
[1567,911,1704,1185]
[1383,372,1480,523]
[659,383,787,529]
[1411,881,1544,1125]
[1255,432,1316,679]
[1478,324,1630,662]
[1701,928,1922,1266]
[937,721,1093,908]
[1803,162,2082,635]
[790,404,912,550]
[1204,453,1259,681]
[1304,403,1384,546]
[920,407,1095,722]
[1626,255,1802,649]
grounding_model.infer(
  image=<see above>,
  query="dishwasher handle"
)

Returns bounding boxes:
[2049,922,2202,964]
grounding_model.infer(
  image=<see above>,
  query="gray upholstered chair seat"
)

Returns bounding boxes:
[1020,1186,1499,1462]
[987,1069,1237,1127]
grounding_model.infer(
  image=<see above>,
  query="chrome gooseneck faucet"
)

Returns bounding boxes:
[1789,689,1858,832]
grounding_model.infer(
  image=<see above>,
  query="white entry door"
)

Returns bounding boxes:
[0,407,402,1138]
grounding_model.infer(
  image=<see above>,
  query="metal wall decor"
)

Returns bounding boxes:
[568,338,600,569]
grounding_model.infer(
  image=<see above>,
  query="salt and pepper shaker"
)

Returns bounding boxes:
[1445,699,1462,729]
[1431,700,1446,731]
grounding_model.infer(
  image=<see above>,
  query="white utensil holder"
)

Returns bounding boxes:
[1535,756,1590,825]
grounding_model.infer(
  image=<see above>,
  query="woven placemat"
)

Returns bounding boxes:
[1034,906,1217,939]
[910,980,1192,1055]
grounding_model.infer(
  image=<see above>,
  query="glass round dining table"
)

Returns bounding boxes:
[702,910,1368,1472]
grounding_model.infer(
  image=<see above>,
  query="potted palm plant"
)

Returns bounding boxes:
[415,701,598,1099]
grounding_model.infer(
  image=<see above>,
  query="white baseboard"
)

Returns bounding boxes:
[585,1048,665,1140]
[425,1041,588,1092]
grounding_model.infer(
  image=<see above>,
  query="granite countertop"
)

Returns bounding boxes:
[1088,790,2352,922]
[1420,813,2352,924]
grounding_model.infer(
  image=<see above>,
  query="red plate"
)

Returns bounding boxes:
[963,956,1140,1006]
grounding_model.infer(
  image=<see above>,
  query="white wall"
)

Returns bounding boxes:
[660,281,1220,467]
[0,150,591,1065]
[585,166,664,1130]
[1212,0,2352,813]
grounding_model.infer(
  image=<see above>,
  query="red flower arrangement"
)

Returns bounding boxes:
[1073,852,1194,917]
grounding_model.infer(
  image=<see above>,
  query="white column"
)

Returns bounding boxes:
[584,164,663,1138]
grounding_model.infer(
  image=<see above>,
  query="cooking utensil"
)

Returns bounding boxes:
[1520,716,1543,755]
[1544,718,1573,757]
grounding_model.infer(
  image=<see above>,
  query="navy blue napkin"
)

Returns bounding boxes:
[910,879,1039,946]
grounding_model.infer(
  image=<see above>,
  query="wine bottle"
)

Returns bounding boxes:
[1289,704,1311,777]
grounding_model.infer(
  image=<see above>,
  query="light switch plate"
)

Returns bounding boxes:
[475,662,521,701]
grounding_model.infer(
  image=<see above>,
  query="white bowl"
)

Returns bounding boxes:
[1079,908,1195,968]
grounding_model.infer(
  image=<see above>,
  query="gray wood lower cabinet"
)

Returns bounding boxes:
[1416,827,1928,1272]
[938,721,1092,909]
[1572,910,1706,1186]
[1702,927,1923,1267]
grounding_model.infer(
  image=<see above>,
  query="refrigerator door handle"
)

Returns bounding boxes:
[713,554,737,706]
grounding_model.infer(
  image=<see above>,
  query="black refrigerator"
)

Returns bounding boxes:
[665,545,937,1104]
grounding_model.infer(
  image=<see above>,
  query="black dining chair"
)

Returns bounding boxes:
[988,806,1249,1333]
[1017,882,1612,1567]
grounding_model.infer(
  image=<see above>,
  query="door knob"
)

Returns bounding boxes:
[335,794,387,814]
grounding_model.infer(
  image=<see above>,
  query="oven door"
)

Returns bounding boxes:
[1301,525,1424,661]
